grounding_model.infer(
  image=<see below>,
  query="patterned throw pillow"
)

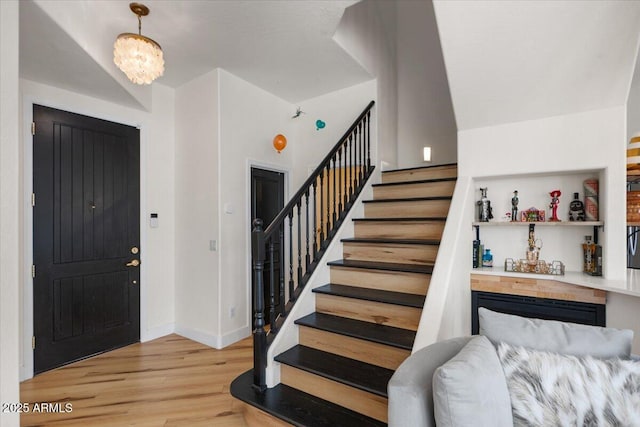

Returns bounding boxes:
[498,342,640,427]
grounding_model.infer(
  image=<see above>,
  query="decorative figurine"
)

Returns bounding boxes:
[568,192,585,221]
[477,188,493,222]
[521,207,545,222]
[511,190,519,222]
[549,190,561,222]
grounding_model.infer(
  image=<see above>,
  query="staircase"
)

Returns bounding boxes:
[232,163,457,426]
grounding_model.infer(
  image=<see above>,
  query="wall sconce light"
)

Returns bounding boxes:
[423,146,432,162]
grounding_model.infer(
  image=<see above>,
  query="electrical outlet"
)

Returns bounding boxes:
[209,240,217,251]
[229,306,235,318]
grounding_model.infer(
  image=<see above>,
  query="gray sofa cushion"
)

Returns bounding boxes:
[478,307,634,359]
[432,335,513,427]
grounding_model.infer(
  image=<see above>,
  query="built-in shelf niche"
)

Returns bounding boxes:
[473,169,604,274]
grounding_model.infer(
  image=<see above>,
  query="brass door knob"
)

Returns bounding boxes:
[126,259,140,267]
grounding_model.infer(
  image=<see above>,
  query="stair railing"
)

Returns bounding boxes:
[251,100,375,391]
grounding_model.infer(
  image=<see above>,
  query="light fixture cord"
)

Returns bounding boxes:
[137,13,142,35]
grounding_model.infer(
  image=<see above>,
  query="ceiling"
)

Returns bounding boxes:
[434,0,640,130]
[20,0,370,109]
[19,1,640,130]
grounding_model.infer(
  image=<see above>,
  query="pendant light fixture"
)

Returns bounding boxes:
[113,2,164,85]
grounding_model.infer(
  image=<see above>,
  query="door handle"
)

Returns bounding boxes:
[126,259,140,267]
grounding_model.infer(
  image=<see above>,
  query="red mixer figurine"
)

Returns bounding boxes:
[549,190,561,222]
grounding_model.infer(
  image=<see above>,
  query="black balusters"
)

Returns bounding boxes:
[319,174,324,246]
[249,101,374,393]
[268,239,276,332]
[332,155,337,227]
[338,148,343,215]
[288,212,295,303]
[312,180,318,258]
[297,201,302,286]
[305,190,310,269]
[279,226,285,317]
[359,122,364,182]
[366,112,371,171]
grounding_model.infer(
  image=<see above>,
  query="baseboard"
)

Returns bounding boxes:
[174,325,251,349]
[141,322,175,342]
[219,325,251,348]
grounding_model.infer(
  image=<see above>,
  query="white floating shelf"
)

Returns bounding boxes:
[472,221,604,227]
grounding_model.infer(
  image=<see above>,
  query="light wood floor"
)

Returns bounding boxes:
[20,334,253,427]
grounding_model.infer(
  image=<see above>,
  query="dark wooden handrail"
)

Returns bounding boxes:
[263,100,375,239]
[251,100,375,392]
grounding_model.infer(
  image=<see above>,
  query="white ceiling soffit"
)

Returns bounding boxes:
[22,0,369,107]
[20,0,150,110]
[434,1,640,130]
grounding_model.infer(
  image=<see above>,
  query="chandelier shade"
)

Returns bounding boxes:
[113,3,164,85]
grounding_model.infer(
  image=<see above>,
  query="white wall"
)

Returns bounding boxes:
[396,0,457,168]
[628,45,640,140]
[218,69,295,345]
[416,107,629,349]
[1,1,21,425]
[291,80,377,188]
[174,69,221,347]
[19,79,177,378]
[334,0,398,169]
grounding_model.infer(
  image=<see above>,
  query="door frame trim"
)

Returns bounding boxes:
[22,97,147,380]
[245,160,290,334]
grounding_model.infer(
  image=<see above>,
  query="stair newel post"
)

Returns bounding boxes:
[366,112,371,171]
[288,211,295,303]
[279,225,286,317]
[312,180,318,259]
[297,200,303,287]
[268,238,276,332]
[251,218,267,392]
[305,190,310,270]
[332,154,337,227]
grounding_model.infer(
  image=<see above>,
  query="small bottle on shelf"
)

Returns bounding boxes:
[482,249,493,267]
[582,236,602,276]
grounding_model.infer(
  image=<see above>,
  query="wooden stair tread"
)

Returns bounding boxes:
[275,345,393,398]
[363,196,452,203]
[353,216,447,222]
[372,177,456,187]
[341,237,441,245]
[314,284,425,308]
[328,259,433,274]
[231,370,386,427]
[382,162,457,173]
[295,312,415,350]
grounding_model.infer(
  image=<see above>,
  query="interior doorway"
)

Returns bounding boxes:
[250,167,285,324]
[32,105,141,374]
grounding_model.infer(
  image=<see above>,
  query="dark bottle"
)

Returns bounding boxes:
[568,192,585,221]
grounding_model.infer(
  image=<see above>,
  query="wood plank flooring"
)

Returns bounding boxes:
[20,334,253,427]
